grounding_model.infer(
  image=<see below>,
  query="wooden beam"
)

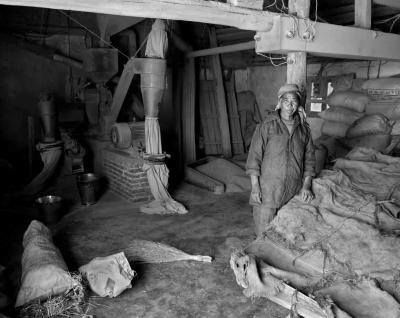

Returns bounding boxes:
[355,0,371,28]
[0,0,277,32]
[108,58,136,123]
[184,166,225,194]
[181,58,196,164]
[186,41,254,58]
[209,26,232,158]
[227,0,263,10]
[307,60,400,78]
[287,0,310,98]
[373,0,400,10]
[27,116,35,180]
[255,16,400,61]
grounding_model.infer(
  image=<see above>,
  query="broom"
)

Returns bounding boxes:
[122,239,212,264]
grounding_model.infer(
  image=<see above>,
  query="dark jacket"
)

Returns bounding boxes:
[246,110,316,208]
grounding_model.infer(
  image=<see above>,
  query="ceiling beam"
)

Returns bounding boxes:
[0,0,277,31]
[255,15,400,61]
[2,0,400,62]
[186,41,254,58]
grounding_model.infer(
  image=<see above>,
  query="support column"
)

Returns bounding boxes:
[355,0,372,29]
[287,0,310,100]
[209,26,232,158]
[182,58,196,163]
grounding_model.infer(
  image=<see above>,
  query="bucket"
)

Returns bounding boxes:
[35,195,63,225]
[77,173,100,205]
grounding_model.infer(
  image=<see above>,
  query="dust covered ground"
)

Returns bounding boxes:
[1,177,289,318]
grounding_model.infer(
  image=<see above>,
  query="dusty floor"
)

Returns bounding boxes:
[1,176,289,318]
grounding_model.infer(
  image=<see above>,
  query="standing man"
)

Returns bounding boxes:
[246,84,316,237]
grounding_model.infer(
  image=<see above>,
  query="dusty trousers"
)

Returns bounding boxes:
[253,205,277,237]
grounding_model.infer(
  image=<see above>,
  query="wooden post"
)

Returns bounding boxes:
[209,26,232,158]
[287,0,311,100]
[355,0,372,29]
[182,58,196,163]
[27,116,35,180]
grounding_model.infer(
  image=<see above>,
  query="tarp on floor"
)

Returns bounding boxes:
[233,148,400,317]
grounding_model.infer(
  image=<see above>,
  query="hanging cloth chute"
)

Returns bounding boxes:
[139,19,187,215]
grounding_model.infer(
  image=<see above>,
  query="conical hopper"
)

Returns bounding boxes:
[138,58,167,117]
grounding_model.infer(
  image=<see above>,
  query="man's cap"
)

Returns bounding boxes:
[278,83,301,99]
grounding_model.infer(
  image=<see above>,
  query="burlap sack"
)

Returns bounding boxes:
[79,252,136,298]
[346,114,392,138]
[327,91,371,112]
[16,221,75,307]
[321,121,350,138]
[318,107,363,125]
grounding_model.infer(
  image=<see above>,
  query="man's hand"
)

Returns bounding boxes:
[250,188,262,205]
[300,176,314,203]
[300,188,314,203]
[250,175,262,205]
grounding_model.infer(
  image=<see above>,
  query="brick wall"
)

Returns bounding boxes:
[103,148,153,203]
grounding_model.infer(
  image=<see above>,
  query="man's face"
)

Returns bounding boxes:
[279,92,299,118]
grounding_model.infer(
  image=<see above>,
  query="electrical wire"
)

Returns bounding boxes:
[376,13,400,24]
[57,10,130,60]
[390,15,400,32]
[375,12,400,32]
[256,52,287,67]
[264,0,277,10]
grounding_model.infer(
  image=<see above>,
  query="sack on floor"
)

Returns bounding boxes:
[346,114,392,138]
[318,107,363,125]
[327,91,371,112]
[15,220,76,307]
[365,100,400,119]
[321,121,350,138]
[339,134,392,151]
[79,252,136,298]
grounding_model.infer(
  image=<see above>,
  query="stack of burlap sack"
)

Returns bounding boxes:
[319,89,394,152]
[362,78,400,136]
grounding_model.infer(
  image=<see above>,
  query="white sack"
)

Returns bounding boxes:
[79,252,136,298]
[16,220,76,307]
[145,19,168,59]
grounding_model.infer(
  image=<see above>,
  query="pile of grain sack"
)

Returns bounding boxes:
[318,78,400,156]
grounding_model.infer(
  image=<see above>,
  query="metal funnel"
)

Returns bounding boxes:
[137,58,167,117]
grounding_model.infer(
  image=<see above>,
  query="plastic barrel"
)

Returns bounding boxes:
[77,173,100,205]
[35,195,63,225]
